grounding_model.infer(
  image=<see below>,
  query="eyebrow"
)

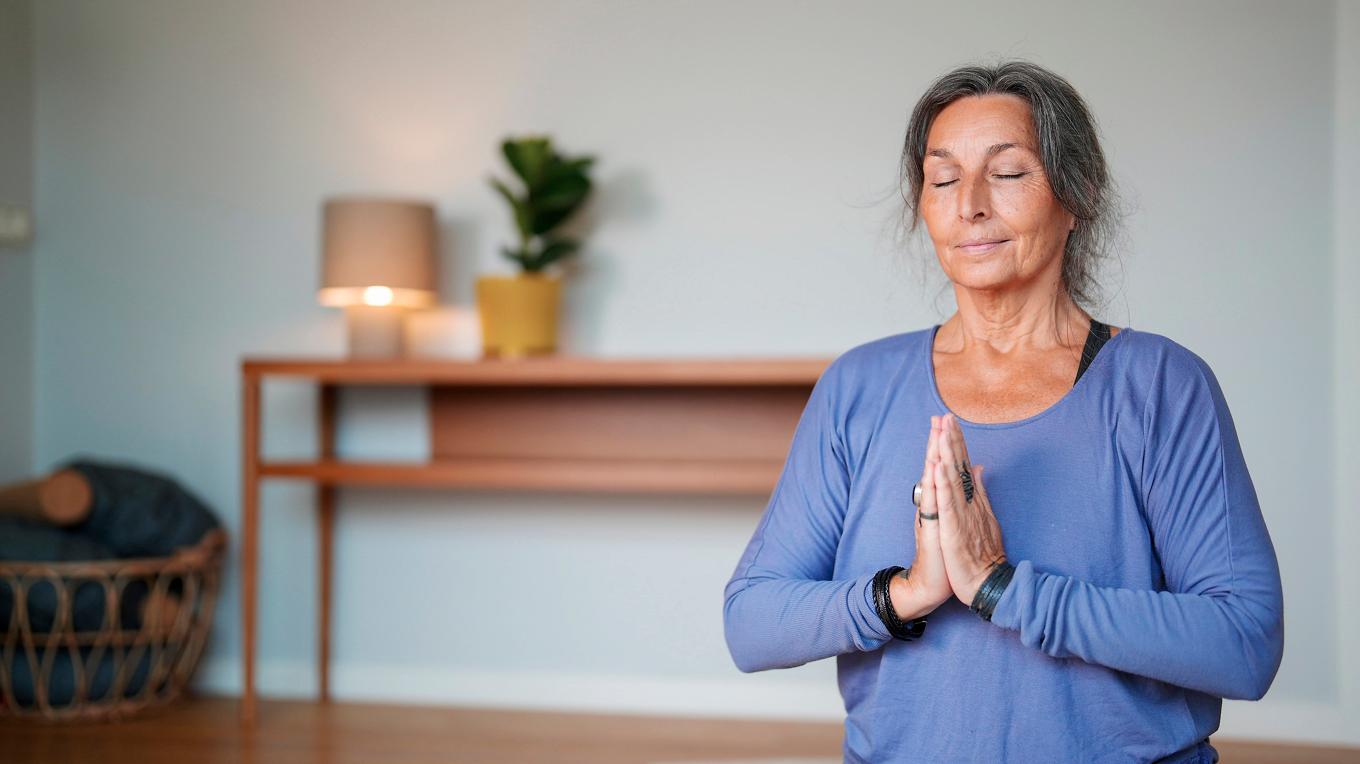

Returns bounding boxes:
[926,142,1027,160]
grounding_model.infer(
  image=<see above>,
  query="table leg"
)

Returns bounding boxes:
[241,370,261,723]
[318,384,338,702]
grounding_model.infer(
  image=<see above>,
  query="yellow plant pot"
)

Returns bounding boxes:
[476,273,561,358]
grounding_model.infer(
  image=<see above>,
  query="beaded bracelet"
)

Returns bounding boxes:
[871,566,928,641]
[968,560,1016,622]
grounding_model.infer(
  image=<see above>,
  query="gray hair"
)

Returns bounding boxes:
[898,59,1126,315]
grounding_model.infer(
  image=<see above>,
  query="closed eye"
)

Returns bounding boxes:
[930,173,1027,189]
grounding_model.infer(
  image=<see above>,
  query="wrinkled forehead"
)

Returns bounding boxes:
[924,94,1039,162]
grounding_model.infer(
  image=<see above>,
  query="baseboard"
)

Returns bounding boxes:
[196,658,1360,748]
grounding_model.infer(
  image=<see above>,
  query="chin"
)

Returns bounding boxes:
[949,268,1018,292]
[946,257,1006,280]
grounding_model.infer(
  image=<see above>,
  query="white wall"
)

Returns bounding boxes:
[1329,0,1360,746]
[0,0,33,483]
[28,0,1357,747]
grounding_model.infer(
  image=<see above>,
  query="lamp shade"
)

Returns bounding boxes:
[318,198,437,309]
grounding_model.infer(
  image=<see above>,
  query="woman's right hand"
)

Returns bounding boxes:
[890,415,954,620]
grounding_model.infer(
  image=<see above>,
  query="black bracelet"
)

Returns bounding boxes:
[871,566,928,641]
[968,560,1016,622]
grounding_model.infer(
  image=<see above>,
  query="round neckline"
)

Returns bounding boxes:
[925,322,1133,429]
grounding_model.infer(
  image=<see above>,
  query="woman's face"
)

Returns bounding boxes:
[919,93,1075,293]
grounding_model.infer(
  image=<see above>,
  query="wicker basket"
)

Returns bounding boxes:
[0,528,226,721]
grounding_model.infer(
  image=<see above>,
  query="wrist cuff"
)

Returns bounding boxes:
[872,566,928,641]
[969,560,1016,622]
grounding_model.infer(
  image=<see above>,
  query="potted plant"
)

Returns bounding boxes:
[479,135,595,357]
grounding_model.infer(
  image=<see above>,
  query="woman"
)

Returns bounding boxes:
[722,60,1284,764]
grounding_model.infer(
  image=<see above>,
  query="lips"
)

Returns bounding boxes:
[957,239,1008,254]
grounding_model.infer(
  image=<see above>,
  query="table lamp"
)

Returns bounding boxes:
[318,198,437,358]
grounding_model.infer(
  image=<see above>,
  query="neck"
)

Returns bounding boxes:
[941,280,1088,355]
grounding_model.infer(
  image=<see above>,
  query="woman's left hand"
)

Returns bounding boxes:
[933,412,1009,605]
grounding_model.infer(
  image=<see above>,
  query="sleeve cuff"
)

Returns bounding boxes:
[986,558,1033,631]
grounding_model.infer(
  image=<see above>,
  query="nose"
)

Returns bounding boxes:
[956,173,991,222]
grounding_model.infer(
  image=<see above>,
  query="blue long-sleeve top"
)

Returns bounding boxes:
[722,324,1285,764]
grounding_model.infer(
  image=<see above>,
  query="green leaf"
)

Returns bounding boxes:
[488,175,519,206]
[490,177,533,238]
[499,245,530,269]
[502,137,552,187]
[535,173,590,208]
[530,174,591,234]
[531,208,578,236]
[535,238,579,269]
[540,156,595,187]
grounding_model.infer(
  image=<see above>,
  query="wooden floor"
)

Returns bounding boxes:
[3,696,1358,763]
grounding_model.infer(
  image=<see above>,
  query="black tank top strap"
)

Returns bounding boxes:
[1073,317,1112,386]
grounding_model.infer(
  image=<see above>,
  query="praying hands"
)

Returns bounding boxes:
[919,413,1009,607]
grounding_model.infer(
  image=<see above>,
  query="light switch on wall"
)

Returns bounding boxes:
[0,205,34,247]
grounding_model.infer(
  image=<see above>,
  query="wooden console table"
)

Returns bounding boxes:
[238,355,831,721]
